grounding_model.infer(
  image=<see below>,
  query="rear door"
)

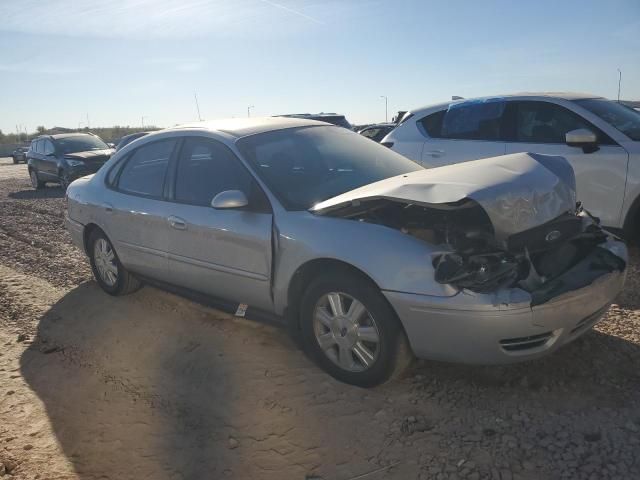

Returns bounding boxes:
[418,100,507,167]
[102,138,178,280]
[164,136,274,311]
[503,100,629,227]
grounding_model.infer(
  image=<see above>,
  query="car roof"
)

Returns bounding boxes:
[408,92,605,116]
[362,123,395,129]
[48,133,99,140]
[166,117,330,138]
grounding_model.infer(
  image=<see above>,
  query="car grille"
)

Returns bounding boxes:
[499,331,554,352]
[570,304,609,335]
[506,213,582,253]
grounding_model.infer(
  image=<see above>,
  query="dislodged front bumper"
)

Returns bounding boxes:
[384,238,628,364]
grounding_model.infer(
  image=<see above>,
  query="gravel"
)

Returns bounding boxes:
[0,157,639,479]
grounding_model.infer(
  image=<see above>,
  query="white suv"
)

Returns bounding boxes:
[383,93,640,236]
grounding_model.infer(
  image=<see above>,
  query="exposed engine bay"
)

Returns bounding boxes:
[317,197,626,302]
[311,153,627,302]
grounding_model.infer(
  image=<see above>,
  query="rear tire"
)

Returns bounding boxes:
[299,270,413,387]
[88,229,141,296]
[29,169,44,189]
[12,157,18,164]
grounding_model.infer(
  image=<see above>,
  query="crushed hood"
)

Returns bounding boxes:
[311,152,577,241]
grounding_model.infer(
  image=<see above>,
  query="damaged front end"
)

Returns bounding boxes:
[311,153,627,300]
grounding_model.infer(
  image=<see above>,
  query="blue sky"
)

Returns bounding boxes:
[0,0,638,133]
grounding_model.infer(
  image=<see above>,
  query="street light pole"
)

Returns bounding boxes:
[194,92,202,121]
[247,105,254,118]
[380,95,388,123]
[617,68,622,103]
[141,116,146,128]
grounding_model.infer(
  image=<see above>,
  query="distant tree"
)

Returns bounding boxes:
[36,126,46,134]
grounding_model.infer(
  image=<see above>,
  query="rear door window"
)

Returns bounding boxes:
[419,99,506,141]
[441,99,506,140]
[116,139,176,197]
[43,140,55,155]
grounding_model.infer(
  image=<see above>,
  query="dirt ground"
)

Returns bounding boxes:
[0,157,639,480]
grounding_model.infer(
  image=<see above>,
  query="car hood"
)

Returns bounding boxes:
[64,149,114,160]
[311,152,577,241]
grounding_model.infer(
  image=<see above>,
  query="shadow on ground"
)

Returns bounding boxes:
[9,187,64,200]
[20,281,640,479]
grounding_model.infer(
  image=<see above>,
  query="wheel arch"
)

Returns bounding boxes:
[285,258,402,334]
[623,193,640,242]
[82,222,105,255]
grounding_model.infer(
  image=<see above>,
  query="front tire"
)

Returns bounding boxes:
[88,229,141,296]
[299,271,413,387]
[59,170,72,190]
[12,157,18,164]
[29,169,45,189]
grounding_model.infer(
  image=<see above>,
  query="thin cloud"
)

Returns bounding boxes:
[145,57,207,73]
[0,62,87,75]
[258,0,324,25]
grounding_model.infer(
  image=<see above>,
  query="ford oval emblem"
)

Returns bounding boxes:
[545,230,562,242]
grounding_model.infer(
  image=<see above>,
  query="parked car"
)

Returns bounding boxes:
[382,93,640,238]
[65,118,627,387]
[358,123,395,142]
[115,131,150,151]
[276,113,352,129]
[11,146,29,164]
[27,133,115,189]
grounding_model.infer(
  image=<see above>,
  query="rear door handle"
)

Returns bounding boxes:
[101,203,113,213]
[167,216,187,230]
[424,150,445,158]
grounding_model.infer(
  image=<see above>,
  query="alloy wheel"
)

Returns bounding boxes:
[94,238,118,287]
[313,292,381,372]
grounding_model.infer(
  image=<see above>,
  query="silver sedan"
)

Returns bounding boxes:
[65,118,628,387]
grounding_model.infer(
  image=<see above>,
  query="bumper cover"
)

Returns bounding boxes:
[385,238,628,364]
[65,214,85,253]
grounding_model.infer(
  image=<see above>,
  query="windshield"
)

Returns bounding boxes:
[236,125,422,210]
[55,135,109,154]
[574,98,640,141]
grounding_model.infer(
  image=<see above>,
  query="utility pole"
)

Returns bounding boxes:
[380,95,388,123]
[86,112,90,129]
[617,68,622,103]
[194,92,202,121]
[141,116,146,128]
[247,105,254,118]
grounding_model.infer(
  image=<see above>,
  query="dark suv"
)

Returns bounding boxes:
[276,113,353,129]
[27,133,114,190]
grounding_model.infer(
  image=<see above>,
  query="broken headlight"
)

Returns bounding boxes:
[433,252,523,293]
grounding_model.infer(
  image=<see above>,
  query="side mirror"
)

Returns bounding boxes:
[566,128,598,153]
[107,143,115,149]
[211,190,248,209]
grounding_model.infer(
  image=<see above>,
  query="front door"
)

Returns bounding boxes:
[165,136,273,311]
[504,101,629,227]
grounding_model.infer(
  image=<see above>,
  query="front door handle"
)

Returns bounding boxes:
[167,216,187,230]
[101,203,113,214]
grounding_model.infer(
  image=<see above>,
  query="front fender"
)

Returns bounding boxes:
[271,212,456,314]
